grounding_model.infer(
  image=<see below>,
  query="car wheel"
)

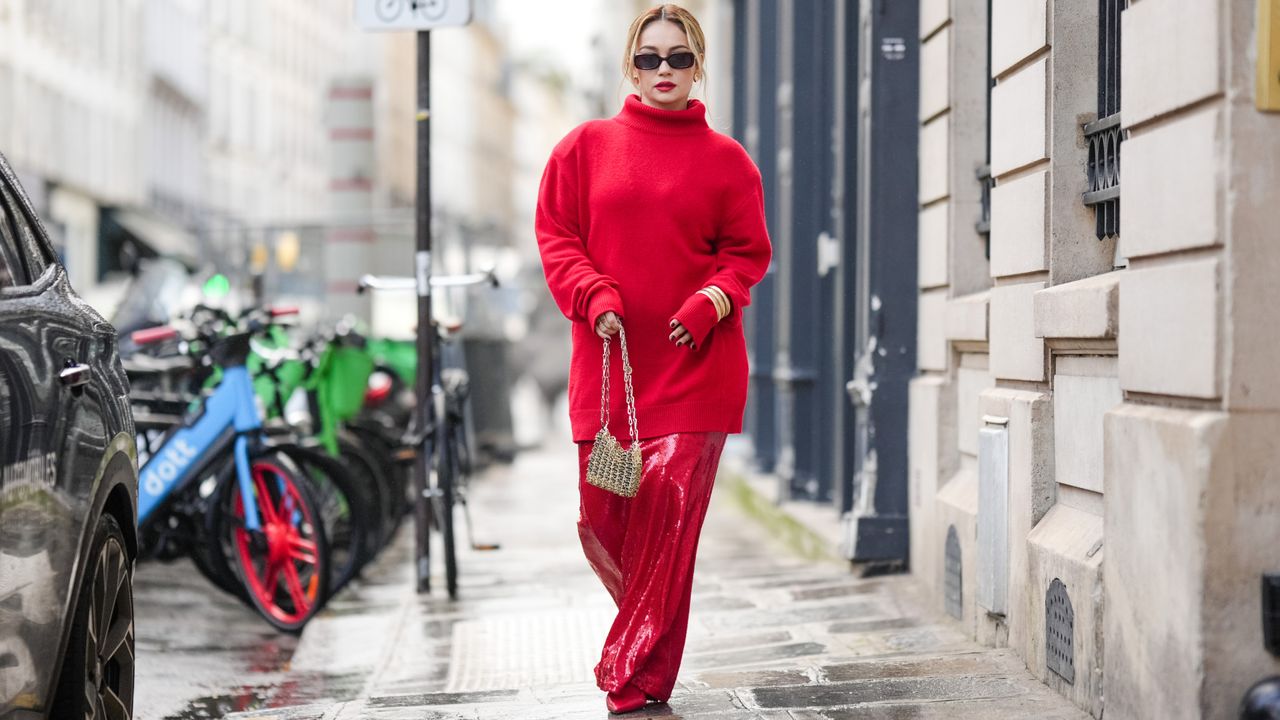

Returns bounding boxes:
[52,513,135,719]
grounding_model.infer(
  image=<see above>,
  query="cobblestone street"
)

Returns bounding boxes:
[177,437,1091,720]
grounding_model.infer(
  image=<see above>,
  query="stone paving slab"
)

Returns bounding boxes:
[227,439,1088,720]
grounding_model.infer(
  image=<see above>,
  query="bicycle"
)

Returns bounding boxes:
[251,326,392,588]
[358,270,502,599]
[128,307,330,633]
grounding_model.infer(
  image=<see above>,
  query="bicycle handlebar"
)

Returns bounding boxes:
[131,326,180,346]
[357,268,500,294]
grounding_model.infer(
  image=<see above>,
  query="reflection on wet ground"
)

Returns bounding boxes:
[132,555,363,719]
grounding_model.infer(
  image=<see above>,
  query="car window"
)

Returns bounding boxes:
[0,192,25,287]
[0,182,49,284]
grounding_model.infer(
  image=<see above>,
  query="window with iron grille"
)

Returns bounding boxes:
[1083,0,1126,239]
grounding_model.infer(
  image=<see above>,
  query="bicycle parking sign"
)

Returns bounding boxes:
[356,0,472,30]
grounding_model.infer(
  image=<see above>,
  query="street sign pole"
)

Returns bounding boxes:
[355,0,471,596]
[413,28,434,595]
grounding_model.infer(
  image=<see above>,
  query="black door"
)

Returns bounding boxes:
[846,0,919,564]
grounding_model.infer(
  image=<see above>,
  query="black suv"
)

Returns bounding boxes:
[0,154,138,718]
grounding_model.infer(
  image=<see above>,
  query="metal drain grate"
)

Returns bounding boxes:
[1046,578,1075,684]
[444,609,613,692]
[944,526,963,620]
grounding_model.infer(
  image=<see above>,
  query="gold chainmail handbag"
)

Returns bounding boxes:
[586,326,642,497]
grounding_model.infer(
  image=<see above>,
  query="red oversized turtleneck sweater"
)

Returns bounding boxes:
[536,95,772,443]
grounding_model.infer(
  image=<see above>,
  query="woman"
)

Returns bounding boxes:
[535,4,771,714]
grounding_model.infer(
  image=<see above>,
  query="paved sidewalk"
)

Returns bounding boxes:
[228,438,1087,720]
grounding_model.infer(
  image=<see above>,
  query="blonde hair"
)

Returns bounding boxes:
[621,4,708,85]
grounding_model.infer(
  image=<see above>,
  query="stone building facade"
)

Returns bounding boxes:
[909,0,1280,717]
[0,0,147,292]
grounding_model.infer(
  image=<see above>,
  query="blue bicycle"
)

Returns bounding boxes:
[130,309,330,633]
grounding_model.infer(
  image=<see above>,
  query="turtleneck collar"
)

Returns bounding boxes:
[614,94,709,135]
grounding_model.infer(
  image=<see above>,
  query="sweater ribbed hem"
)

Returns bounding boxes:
[570,400,744,444]
[671,292,721,348]
[586,286,624,327]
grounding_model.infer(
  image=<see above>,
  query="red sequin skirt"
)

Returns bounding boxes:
[576,431,728,701]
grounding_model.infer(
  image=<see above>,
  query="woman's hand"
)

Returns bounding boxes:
[669,319,693,348]
[596,311,622,339]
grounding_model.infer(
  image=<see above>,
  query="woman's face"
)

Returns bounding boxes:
[632,20,698,111]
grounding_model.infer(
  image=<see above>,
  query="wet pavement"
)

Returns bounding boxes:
[132,552,366,719]
[136,437,1087,719]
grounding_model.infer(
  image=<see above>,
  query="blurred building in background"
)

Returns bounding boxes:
[144,0,206,235]
[0,0,613,456]
[204,0,378,314]
[0,0,147,294]
[0,0,369,311]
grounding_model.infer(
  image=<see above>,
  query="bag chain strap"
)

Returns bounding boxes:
[599,327,639,447]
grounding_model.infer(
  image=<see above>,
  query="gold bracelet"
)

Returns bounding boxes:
[697,288,723,319]
[706,286,731,319]
[696,289,723,320]
[711,287,731,319]
[698,286,731,321]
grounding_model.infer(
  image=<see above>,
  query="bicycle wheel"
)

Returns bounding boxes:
[437,414,459,599]
[336,428,396,549]
[280,443,377,593]
[193,460,261,602]
[222,451,330,633]
[343,423,407,544]
[190,522,247,600]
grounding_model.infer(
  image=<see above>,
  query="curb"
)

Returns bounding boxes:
[719,467,846,565]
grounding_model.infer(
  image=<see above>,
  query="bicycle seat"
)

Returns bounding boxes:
[441,367,470,399]
[436,318,465,341]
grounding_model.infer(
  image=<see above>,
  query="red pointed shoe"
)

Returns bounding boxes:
[606,683,648,714]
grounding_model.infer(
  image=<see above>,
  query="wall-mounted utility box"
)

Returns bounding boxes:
[1260,0,1280,111]
[977,418,1010,615]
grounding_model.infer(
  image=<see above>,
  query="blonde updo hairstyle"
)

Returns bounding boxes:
[621,4,708,87]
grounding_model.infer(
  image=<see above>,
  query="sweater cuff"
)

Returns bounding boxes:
[671,292,721,349]
[586,286,624,327]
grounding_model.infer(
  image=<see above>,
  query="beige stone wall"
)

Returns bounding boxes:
[1103,0,1280,717]
[913,0,1280,717]
[908,0,992,639]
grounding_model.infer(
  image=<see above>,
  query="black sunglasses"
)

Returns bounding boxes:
[633,51,696,71]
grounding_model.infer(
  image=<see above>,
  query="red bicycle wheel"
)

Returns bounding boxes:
[229,455,329,633]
